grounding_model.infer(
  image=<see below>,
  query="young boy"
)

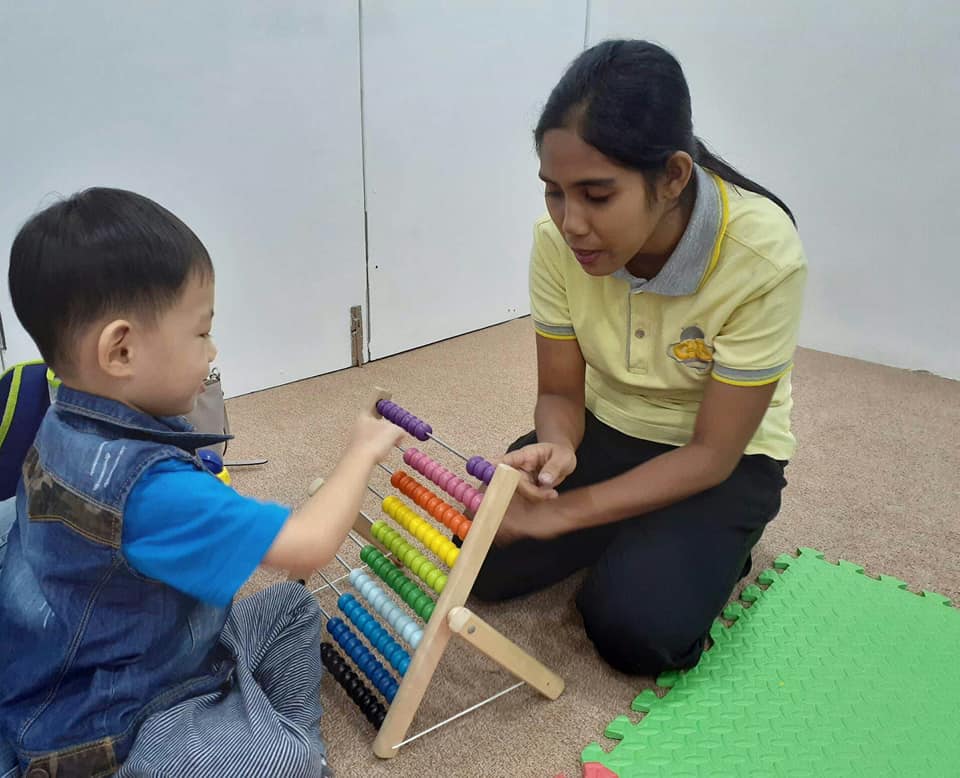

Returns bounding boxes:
[0,188,402,777]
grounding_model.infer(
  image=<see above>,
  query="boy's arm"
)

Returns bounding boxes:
[261,415,403,578]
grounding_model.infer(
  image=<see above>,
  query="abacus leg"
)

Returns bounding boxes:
[447,606,563,699]
[372,463,521,759]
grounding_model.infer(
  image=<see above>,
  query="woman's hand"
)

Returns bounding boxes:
[494,493,569,546]
[500,442,577,501]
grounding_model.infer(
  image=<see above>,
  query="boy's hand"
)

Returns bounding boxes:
[349,415,405,462]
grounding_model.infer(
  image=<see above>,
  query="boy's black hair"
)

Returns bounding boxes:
[8,188,213,370]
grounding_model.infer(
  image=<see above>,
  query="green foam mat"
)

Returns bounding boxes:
[581,548,960,777]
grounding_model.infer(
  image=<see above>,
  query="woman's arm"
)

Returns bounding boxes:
[505,334,585,499]
[534,334,586,450]
[498,377,778,542]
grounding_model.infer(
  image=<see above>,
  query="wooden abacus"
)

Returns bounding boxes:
[305,390,564,759]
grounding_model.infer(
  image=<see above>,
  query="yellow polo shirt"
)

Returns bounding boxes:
[530,165,807,461]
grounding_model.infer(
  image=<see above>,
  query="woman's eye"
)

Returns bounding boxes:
[585,192,611,204]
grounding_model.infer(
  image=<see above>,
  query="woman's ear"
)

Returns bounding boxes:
[97,319,135,378]
[660,151,694,201]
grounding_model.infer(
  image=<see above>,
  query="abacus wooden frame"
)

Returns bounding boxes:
[323,390,564,759]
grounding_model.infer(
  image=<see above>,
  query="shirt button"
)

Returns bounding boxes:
[634,328,646,338]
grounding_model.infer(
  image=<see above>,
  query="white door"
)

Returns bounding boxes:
[0,1,367,395]
[361,1,587,360]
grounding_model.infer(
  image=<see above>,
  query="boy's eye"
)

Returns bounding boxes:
[544,188,563,199]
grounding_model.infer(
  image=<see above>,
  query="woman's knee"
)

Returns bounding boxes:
[575,587,708,675]
[471,560,524,602]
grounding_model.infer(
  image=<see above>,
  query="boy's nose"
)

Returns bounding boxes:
[208,338,218,362]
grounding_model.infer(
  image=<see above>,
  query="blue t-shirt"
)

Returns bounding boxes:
[122,459,289,606]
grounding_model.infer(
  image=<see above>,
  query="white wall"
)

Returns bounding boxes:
[0,1,367,395]
[3,3,955,385]
[589,0,960,380]
[361,0,587,359]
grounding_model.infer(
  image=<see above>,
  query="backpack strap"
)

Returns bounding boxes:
[0,361,51,499]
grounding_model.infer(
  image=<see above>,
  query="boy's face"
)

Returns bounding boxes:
[128,274,217,417]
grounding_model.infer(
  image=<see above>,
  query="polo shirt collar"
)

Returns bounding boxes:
[613,165,725,296]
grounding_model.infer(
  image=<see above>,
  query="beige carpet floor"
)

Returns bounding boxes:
[228,317,959,778]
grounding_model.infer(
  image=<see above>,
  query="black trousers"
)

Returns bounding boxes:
[472,412,787,675]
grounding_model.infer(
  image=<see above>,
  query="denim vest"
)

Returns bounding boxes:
[0,387,233,776]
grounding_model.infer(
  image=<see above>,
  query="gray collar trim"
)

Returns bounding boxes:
[613,165,722,296]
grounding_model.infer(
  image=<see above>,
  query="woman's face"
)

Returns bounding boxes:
[538,128,690,276]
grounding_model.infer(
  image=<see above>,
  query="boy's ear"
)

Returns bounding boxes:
[97,319,136,378]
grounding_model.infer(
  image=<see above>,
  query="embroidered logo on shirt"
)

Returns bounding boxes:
[668,326,714,373]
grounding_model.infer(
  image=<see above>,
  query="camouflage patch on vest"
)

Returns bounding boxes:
[25,735,118,778]
[22,447,122,548]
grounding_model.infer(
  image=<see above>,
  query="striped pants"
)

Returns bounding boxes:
[119,582,333,778]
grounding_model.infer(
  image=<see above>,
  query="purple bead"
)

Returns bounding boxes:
[466,456,482,477]
[480,462,496,483]
[413,421,432,441]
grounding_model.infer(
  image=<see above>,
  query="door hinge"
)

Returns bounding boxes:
[350,305,364,367]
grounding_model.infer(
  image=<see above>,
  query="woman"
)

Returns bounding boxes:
[473,40,807,675]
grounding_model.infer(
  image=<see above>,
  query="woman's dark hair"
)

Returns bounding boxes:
[8,187,213,369]
[535,39,795,224]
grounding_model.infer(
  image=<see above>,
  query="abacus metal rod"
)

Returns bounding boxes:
[309,569,353,597]
[317,570,343,597]
[393,682,526,749]
[367,484,386,501]
[377,462,394,476]
[424,433,468,462]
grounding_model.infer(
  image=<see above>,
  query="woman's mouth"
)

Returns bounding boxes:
[572,249,603,266]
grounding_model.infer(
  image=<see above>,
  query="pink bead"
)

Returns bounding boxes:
[453,481,468,500]
[404,448,418,464]
[469,494,483,513]
[437,472,452,489]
